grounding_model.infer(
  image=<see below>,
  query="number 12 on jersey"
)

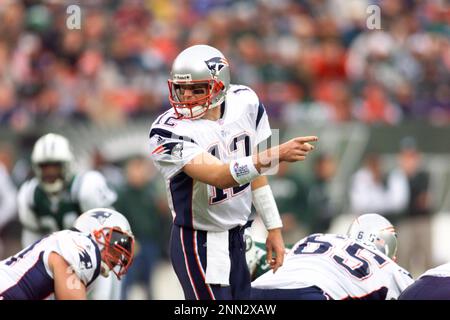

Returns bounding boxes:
[208,133,251,204]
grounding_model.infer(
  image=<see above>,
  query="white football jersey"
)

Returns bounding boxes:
[149,85,272,231]
[420,263,450,278]
[0,230,101,300]
[251,233,413,300]
[18,170,117,245]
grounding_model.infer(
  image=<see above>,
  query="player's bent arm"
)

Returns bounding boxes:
[183,152,236,189]
[183,135,318,189]
[183,151,271,189]
[48,252,87,300]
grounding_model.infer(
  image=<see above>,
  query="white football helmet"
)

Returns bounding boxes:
[168,44,230,119]
[347,213,398,260]
[74,208,135,280]
[31,133,74,193]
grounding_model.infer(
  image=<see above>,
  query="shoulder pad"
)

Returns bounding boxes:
[54,230,101,286]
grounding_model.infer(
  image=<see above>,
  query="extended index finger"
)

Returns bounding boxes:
[295,136,319,143]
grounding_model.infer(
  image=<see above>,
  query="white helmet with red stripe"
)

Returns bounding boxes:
[347,213,398,260]
[74,208,135,280]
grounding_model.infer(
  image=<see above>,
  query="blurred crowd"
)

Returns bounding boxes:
[0,0,448,133]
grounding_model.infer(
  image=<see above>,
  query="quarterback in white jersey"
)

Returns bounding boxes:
[17,133,120,300]
[150,84,271,231]
[251,214,414,300]
[0,208,134,300]
[399,263,450,299]
[149,44,318,300]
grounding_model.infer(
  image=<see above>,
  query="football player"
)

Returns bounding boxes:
[399,263,450,299]
[17,133,121,299]
[0,208,134,300]
[249,213,414,300]
[149,44,318,300]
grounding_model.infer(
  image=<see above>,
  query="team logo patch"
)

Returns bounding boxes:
[233,162,250,177]
[74,242,93,270]
[78,248,93,270]
[171,142,183,159]
[91,211,112,225]
[205,57,228,76]
[152,142,183,159]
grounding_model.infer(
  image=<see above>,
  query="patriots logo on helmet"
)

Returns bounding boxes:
[91,211,112,225]
[205,57,228,76]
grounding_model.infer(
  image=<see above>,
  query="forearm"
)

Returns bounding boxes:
[220,148,278,188]
[184,135,317,189]
[184,143,278,189]
[251,175,269,191]
[183,152,240,189]
[251,174,283,231]
[252,184,283,230]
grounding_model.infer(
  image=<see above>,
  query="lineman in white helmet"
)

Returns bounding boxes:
[250,213,413,300]
[73,208,135,280]
[17,133,120,299]
[347,213,398,261]
[0,208,134,300]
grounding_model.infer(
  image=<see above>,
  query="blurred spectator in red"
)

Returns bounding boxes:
[354,83,401,124]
